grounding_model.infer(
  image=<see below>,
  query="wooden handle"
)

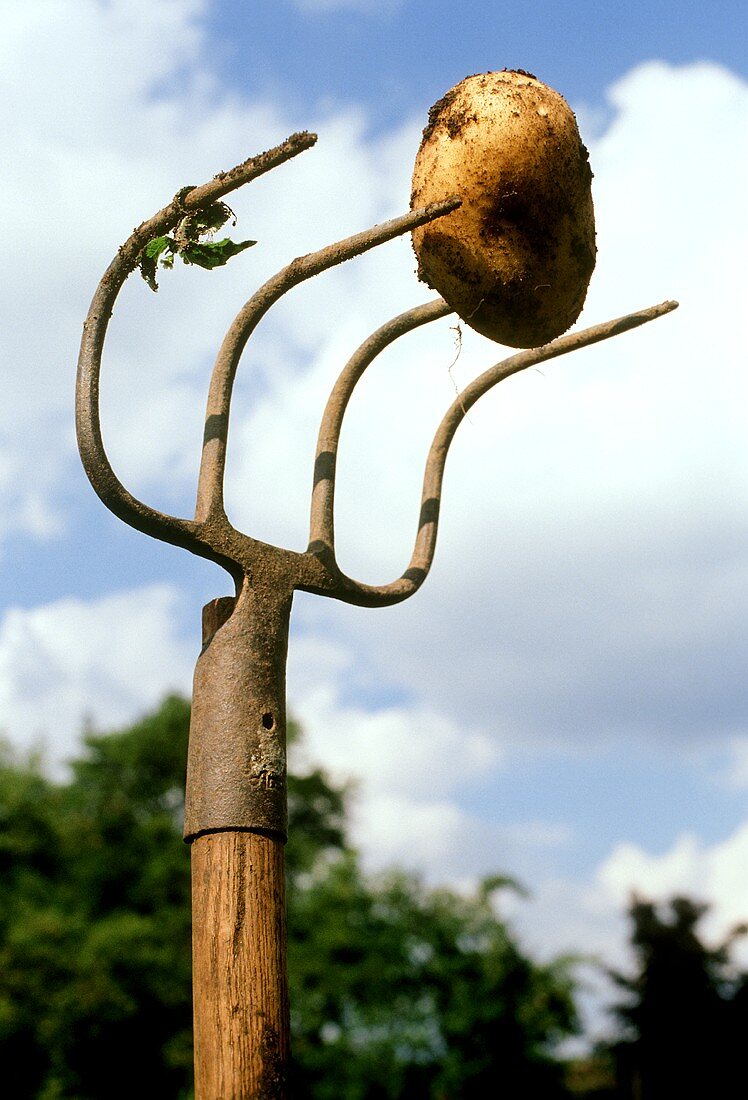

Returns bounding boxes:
[191,831,290,1098]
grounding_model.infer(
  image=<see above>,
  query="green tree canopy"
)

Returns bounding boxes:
[0,697,578,1098]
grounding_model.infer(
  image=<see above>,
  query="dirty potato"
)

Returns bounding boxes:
[411,70,596,348]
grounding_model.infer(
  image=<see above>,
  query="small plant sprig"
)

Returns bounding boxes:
[139,193,256,291]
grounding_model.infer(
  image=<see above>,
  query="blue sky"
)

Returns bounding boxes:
[206,1,747,130]
[2,0,747,1040]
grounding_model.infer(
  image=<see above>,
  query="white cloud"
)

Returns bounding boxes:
[290,679,501,799]
[598,823,748,953]
[286,647,574,880]
[333,786,575,886]
[0,585,194,764]
[288,655,503,874]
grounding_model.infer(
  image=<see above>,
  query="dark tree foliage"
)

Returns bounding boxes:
[0,698,195,1100]
[0,697,577,1098]
[288,862,576,1099]
[600,895,748,1099]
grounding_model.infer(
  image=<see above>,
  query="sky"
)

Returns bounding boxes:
[2,0,747,1043]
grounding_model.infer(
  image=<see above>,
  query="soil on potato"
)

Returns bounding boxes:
[422,70,540,142]
[422,85,467,142]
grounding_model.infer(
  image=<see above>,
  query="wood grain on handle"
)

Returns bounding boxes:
[192,832,289,1099]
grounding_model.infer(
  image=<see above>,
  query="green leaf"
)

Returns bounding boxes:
[138,236,176,292]
[137,199,255,290]
[144,236,173,260]
[180,237,256,270]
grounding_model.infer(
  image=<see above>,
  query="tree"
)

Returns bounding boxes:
[0,698,195,1099]
[0,698,578,1097]
[602,895,748,1099]
[288,861,576,1098]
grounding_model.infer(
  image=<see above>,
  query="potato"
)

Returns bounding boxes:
[411,70,596,348]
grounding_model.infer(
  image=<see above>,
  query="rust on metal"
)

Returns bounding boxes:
[184,578,293,842]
